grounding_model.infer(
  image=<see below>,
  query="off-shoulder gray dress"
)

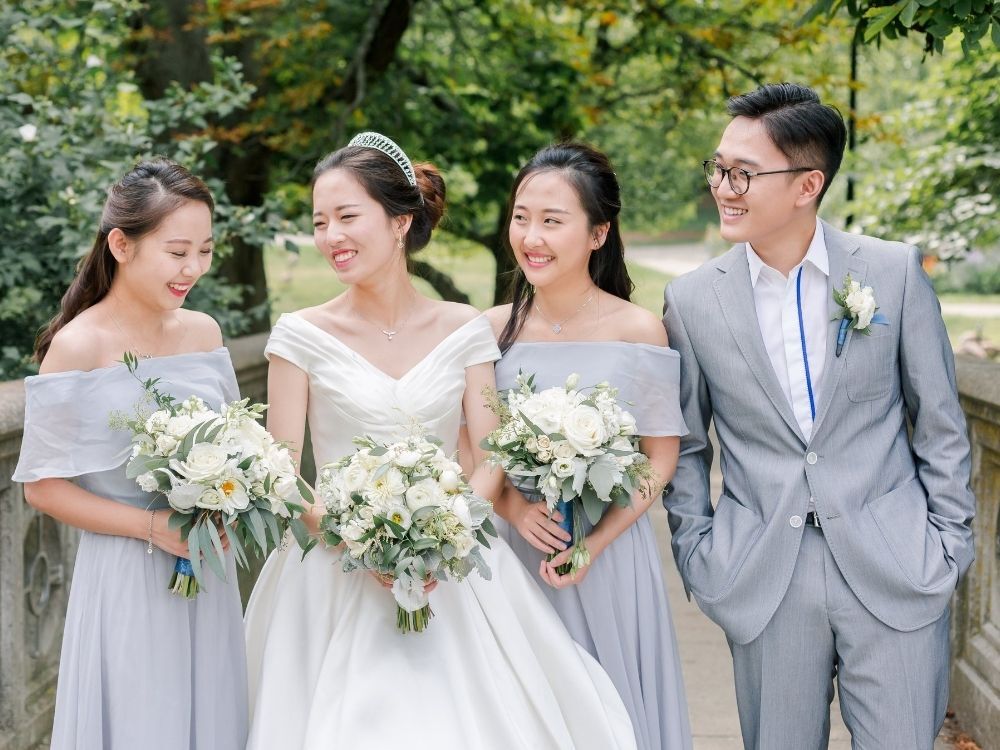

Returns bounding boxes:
[495,341,694,750]
[12,349,248,750]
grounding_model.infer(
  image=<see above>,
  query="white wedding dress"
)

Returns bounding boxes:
[244,313,636,750]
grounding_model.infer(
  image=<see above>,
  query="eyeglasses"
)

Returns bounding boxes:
[702,160,817,196]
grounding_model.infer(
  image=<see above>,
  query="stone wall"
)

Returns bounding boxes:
[951,356,1000,745]
[0,334,267,750]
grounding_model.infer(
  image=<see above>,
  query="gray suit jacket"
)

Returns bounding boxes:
[662,220,975,645]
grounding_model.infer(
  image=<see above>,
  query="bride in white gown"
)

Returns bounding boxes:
[244,133,636,749]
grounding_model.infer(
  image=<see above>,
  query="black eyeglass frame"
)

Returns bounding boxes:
[702,159,818,195]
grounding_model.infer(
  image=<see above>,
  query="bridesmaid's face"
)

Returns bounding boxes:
[312,168,408,284]
[112,200,213,310]
[509,171,604,290]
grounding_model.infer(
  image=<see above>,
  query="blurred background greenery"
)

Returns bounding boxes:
[2,0,998,379]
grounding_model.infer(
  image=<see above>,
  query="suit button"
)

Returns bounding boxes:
[806,452,818,465]
[790,515,803,528]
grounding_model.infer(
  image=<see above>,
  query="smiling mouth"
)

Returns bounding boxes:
[333,250,357,263]
[722,206,748,217]
[168,283,191,295]
[524,253,554,265]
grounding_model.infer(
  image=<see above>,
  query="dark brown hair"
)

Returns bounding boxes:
[34,158,214,362]
[498,141,634,352]
[313,141,445,254]
[727,83,847,204]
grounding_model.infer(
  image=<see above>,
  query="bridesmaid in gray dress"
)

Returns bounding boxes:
[486,143,693,750]
[12,160,247,750]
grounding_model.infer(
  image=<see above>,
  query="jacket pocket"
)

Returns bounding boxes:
[867,476,955,592]
[845,332,896,403]
[686,494,763,603]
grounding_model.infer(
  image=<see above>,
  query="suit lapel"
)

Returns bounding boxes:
[810,221,866,439]
[713,248,807,446]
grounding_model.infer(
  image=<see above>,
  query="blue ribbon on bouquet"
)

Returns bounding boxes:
[174,557,195,576]
[553,498,573,542]
[835,312,889,357]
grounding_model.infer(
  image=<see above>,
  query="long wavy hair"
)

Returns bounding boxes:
[497,142,633,352]
[34,158,214,362]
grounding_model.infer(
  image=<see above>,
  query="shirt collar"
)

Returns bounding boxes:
[746,217,829,287]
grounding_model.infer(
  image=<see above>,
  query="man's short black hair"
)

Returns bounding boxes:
[727,82,847,204]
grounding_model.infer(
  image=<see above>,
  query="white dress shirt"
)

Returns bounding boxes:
[746,217,829,442]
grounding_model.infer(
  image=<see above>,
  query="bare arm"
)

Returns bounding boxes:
[461,361,505,503]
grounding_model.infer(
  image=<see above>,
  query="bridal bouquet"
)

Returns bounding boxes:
[114,353,314,598]
[482,371,652,575]
[316,429,496,633]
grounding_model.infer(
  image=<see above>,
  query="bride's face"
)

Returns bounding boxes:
[312,168,406,284]
[508,170,608,291]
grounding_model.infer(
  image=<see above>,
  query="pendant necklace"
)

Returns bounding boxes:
[533,291,596,334]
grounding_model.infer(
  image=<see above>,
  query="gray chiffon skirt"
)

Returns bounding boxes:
[497,500,693,750]
[50,530,248,750]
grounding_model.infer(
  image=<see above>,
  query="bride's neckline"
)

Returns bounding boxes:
[288,313,487,382]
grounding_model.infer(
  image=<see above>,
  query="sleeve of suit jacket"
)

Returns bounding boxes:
[663,281,716,595]
[899,245,976,578]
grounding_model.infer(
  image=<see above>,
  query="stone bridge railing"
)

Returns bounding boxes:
[1,340,998,749]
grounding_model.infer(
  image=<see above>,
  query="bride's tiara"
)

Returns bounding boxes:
[348,131,417,188]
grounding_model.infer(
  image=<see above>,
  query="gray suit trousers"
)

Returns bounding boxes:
[729,527,950,750]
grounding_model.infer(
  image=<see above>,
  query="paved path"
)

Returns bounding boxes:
[649,430,955,748]
[627,242,1000,320]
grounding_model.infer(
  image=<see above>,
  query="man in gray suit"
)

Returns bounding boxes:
[663,82,975,749]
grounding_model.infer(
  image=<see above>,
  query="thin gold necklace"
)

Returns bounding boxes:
[533,290,596,334]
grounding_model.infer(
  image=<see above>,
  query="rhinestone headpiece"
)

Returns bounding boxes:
[348,131,417,187]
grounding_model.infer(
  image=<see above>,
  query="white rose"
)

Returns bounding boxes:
[438,469,461,492]
[167,482,201,512]
[274,475,300,502]
[562,405,607,456]
[18,123,37,142]
[619,411,637,436]
[341,522,369,556]
[537,448,552,462]
[565,373,580,390]
[536,435,552,451]
[137,471,159,493]
[552,441,576,460]
[525,436,538,453]
[155,434,178,455]
[406,478,446,511]
[169,443,231,482]
[394,450,422,469]
[342,462,370,492]
[452,530,475,558]
[264,443,296,477]
[610,436,634,453]
[166,414,196,439]
[451,495,473,527]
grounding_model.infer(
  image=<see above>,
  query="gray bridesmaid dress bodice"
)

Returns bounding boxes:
[12,348,248,750]
[495,340,694,750]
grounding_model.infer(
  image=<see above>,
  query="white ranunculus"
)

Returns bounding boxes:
[155,434,179,455]
[562,405,608,456]
[391,573,428,612]
[552,457,575,478]
[168,482,201,512]
[18,124,37,142]
[406,478,446,511]
[169,443,230,482]
[137,471,159,493]
[438,469,461,492]
[552,440,575,460]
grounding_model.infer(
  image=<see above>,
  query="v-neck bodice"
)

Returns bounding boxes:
[264,312,500,467]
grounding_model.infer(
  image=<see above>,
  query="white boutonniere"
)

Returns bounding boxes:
[832,274,889,356]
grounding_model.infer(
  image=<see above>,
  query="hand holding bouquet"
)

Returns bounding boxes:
[482,371,652,576]
[317,429,496,633]
[115,353,314,597]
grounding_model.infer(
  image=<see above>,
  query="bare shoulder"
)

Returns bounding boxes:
[610,301,669,346]
[484,304,513,338]
[178,309,223,351]
[39,311,110,374]
[291,303,330,326]
[430,300,482,331]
